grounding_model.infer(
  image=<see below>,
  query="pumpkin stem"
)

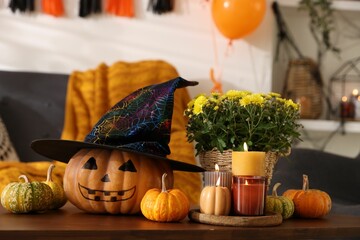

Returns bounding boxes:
[19,175,29,183]
[161,173,168,192]
[46,164,55,182]
[272,182,281,197]
[302,174,309,191]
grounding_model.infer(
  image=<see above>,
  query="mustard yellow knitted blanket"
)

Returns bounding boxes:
[0,161,66,193]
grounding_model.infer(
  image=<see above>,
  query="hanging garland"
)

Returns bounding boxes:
[9,0,35,13]
[106,0,134,17]
[147,0,174,15]
[5,0,180,18]
[79,0,102,17]
[6,0,177,17]
[42,0,64,17]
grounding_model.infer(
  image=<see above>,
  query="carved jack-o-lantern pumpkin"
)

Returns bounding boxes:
[63,148,174,214]
[31,78,203,214]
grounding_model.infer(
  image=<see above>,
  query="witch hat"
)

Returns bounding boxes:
[31,77,204,172]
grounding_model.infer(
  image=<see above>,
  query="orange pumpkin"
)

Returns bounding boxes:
[140,173,190,222]
[283,174,332,218]
[63,148,174,214]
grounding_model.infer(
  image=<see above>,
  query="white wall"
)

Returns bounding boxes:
[0,0,274,98]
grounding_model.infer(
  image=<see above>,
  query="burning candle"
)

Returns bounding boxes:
[340,96,355,119]
[232,176,266,216]
[231,143,265,176]
[200,177,231,216]
[352,89,359,97]
[203,164,232,191]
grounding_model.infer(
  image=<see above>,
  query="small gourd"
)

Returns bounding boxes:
[266,182,294,219]
[43,164,67,209]
[199,180,231,216]
[283,174,332,218]
[1,175,53,213]
[140,173,189,222]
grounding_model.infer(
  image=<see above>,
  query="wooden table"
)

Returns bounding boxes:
[1,203,360,240]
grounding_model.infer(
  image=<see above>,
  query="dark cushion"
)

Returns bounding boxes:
[272,148,360,215]
[0,70,68,162]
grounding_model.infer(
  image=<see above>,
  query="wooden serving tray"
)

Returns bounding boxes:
[188,209,283,227]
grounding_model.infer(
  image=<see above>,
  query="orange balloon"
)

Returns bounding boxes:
[211,0,266,40]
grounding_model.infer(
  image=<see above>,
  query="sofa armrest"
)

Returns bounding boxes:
[0,70,68,162]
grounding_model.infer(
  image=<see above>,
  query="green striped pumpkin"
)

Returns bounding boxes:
[1,175,54,213]
[266,182,294,219]
[43,164,67,209]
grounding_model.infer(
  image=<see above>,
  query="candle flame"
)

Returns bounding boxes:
[216,176,220,187]
[353,89,359,96]
[243,142,248,152]
[215,164,219,171]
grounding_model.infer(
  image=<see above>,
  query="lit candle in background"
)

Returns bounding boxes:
[352,89,359,97]
[340,96,348,119]
[231,143,265,176]
[203,164,232,191]
[232,175,266,216]
[340,95,355,119]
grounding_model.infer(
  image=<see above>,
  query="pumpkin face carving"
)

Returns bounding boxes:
[63,148,174,215]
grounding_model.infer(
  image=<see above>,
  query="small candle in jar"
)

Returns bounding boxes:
[203,164,232,191]
[232,176,266,216]
[232,143,265,176]
[340,96,355,119]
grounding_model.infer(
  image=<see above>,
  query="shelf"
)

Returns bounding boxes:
[299,119,360,133]
[277,0,360,11]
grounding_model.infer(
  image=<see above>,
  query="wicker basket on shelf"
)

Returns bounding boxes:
[283,58,323,119]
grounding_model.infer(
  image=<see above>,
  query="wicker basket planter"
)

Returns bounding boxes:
[199,149,232,172]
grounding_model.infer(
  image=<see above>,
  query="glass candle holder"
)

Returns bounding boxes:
[232,175,266,216]
[203,171,232,191]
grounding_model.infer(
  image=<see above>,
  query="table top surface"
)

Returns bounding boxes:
[1,203,360,240]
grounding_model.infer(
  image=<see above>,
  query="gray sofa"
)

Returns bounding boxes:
[0,70,68,162]
[272,148,360,216]
[0,70,359,216]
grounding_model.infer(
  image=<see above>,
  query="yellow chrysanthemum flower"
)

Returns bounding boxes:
[193,95,208,115]
[285,99,299,110]
[225,90,250,100]
[240,93,264,106]
[269,92,281,98]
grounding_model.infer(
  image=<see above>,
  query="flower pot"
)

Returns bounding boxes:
[199,149,232,172]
